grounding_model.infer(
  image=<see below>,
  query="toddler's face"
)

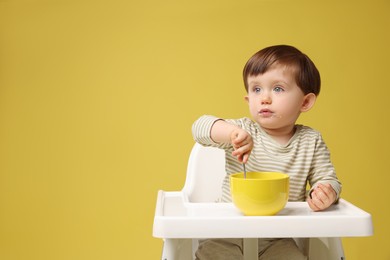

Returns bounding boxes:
[245,65,312,131]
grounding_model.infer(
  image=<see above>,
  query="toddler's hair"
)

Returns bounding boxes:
[243,45,321,95]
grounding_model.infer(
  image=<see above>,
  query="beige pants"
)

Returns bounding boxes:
[195,238,307,260]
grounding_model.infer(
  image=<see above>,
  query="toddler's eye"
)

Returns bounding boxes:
[254,87,261,93]
[274,86,284,93]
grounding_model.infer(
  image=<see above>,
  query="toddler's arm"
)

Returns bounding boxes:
[210,120,253,163]
[192,116,253,163]
[306,132,341,211]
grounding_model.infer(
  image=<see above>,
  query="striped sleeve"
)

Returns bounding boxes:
[192,115,220,145]
[307,133,342,199]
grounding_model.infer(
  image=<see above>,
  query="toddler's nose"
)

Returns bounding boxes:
[261,95,271,104]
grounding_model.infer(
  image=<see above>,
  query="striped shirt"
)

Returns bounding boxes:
[192,115,342,203]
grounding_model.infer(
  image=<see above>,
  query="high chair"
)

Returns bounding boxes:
[153,143,373,260]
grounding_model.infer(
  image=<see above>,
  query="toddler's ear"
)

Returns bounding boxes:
[244,95,249,103]
[301,93,316,112]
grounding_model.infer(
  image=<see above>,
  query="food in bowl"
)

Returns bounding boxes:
[230,172,289,216]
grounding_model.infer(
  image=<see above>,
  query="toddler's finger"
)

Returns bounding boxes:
[315,187,328,203]
[322,184,336,197]
[311,190,326,209]
[317,184,336,205]
[242,152,250,163]
[307,198,320,211]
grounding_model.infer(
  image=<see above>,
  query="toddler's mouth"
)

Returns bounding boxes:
[259,109,274,117]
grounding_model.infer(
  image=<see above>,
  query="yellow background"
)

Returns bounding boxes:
[1,0,389,259]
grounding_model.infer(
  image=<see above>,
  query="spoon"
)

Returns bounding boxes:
[243,162,247,179]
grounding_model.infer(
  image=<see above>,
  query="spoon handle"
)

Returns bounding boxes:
[243,163,247,179]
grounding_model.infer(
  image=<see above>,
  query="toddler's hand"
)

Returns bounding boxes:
[230,128,253,163]
[307,183,337,211]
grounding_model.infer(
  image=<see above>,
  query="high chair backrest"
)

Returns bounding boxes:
[182,143,226,202]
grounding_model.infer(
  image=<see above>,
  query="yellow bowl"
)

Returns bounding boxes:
[230,172,289,216]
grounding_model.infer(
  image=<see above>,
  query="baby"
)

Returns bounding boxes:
[192,45,342,260]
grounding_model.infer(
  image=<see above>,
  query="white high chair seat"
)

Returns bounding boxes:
[153,143,373,260]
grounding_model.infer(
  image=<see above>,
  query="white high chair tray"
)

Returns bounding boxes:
[153,190,373,239]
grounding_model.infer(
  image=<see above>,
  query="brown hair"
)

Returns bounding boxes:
[243,45,321,95]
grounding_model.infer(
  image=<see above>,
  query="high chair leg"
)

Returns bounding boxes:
[308,237,345,260]
[243,238,258,260]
